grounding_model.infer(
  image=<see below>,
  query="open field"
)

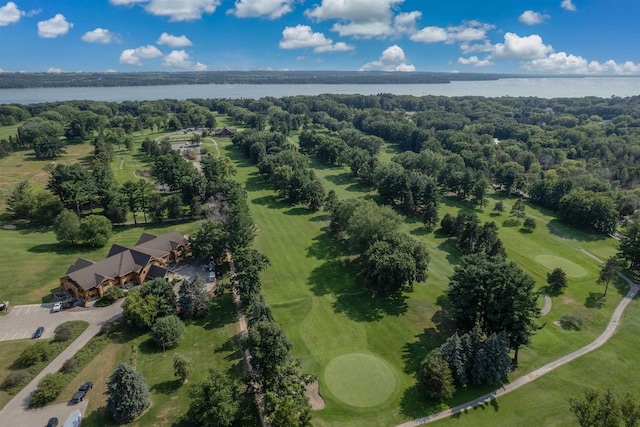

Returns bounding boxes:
[217,134,630,426]
[66,294,254,427]
[0,140,94,211]
[0,124,18,141]
[0,220,201,305]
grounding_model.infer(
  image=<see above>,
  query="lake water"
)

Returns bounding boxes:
[0,77,638,104]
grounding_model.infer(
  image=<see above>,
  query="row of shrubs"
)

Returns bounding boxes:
[1,321,89,394]
[29,325,113,407]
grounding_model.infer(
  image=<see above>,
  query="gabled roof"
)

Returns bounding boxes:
[63,231,188,291]
[66,258,94,275]
[147,265,169,280]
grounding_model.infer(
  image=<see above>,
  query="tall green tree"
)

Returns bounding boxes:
[122,291,159,330]
[547,267,568,295]
[509,199,526,224]
[188,368,239,427]
[446,254,539,364]
[106,363,151,424]
[248,321,293,386]
[151,315,186,351]
[597,256,621,297]
[173,353,192,384]
[568,388,621,427]
[620,218,640,273]
[189,220,229,261]
[417,350,455,400]
[178,275,210,319]
[79,215,112,247]
[53,209,81,245]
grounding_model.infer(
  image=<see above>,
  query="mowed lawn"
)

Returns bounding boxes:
[431,296,640,427]
[0,221,201,305]
[0,339,36,409]
[218,134,630,426]
[65,294,251,427]
[0,139,94,211]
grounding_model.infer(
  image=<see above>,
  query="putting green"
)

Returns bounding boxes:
[324,353,396,407]
[535,254,588,278]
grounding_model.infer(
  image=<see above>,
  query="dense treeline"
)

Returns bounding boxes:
[0,71,509,89]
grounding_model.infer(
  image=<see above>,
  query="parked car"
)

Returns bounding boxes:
[46,417,58,427]
[52,302,62,312]
[70,390,85,404]
[79,381,93,392]
[33,326,44,339]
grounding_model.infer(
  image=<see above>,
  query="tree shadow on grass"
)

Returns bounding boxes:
[284,207,311,216]
[585,292,606,308]
[307,259,355,297]
[333,290,408,322]
[81,406,117,427]
[151,379,182,395]
[138,337,160,355]
[191,293,237,331]
[27,243,92,256]
[546,219,607,243]
[306,232,348,262]
[402,308,456,375]
[399,385,448,420]
[437,238,462,266]
[215,333,243,363]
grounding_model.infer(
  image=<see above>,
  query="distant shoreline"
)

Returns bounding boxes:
[0,70,587,89]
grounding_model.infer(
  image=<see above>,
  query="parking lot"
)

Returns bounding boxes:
[0,303,93,342]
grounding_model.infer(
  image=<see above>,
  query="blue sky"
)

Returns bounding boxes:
[0,0,638,74]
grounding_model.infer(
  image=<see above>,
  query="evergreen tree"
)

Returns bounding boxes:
[178,276,210,319]
[471,331,511,386]
[547,268,568,295]
[106,363,151,424]
[597,256,621,297]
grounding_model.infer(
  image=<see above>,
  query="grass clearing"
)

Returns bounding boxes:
[0,220,200,305]
[324,353,397,408]
[71,293,252,427]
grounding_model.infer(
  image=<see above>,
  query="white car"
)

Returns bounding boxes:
[52,302,62,313]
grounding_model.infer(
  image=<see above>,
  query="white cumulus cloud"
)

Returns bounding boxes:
[524,52,640,75]
[457,56,493,67]
[279,25,354,53]
[163,50,192,68]
[229,0,296,19]
[157,32,192,47]
[561,0,576,11]
[47,67,64,73]
[111,0,220,21]
[81,28,119,44]
[119,45,163,66]
[393,11,422,36]
[194,62,208,71]
[0,2,23,26]
[519,10,549,25]
[411,21,493,44]
[492,32,553,59]
[306,0,407,38]
[37,14,73,38]
[360,45,415,72]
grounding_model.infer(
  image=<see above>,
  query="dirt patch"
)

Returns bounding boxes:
[2,224,16,230]
[305,380,325,410]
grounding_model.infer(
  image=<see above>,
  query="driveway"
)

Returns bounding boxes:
[0,303,111,342]
[0,301,123,426]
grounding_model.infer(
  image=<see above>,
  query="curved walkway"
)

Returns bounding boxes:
[397,267,639,426]
[540,294,552,316]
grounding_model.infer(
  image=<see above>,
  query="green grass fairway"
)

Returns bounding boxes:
[535,254,588,278]
[324,353,397,408]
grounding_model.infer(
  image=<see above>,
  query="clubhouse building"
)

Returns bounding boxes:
[59,231,190,301]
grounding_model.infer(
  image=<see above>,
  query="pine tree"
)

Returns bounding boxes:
[106,363,151,424]
[418,350,455,400]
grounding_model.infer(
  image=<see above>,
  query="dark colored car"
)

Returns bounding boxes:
[33,326,44,339]
[46,417,58,427]
[79,381,93,392]
[71,390,85,403]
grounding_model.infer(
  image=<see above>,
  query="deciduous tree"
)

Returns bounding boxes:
[188,368,239,427]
